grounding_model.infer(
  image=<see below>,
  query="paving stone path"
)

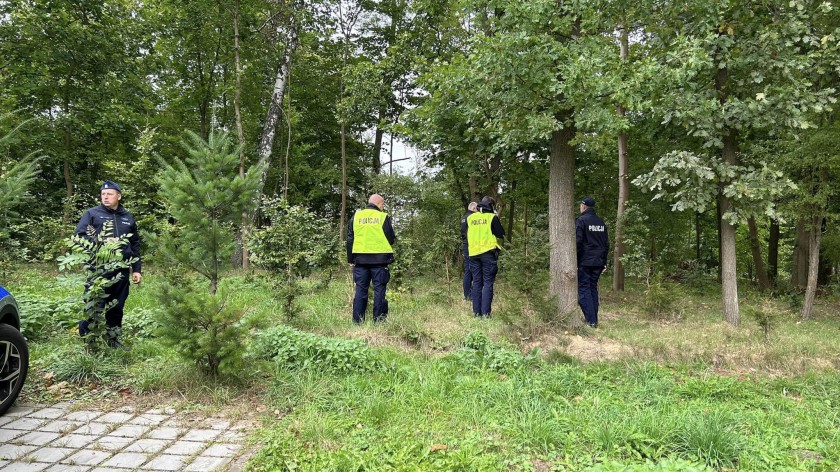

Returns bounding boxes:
[0,403,255,472]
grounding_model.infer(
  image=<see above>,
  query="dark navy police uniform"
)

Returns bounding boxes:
[75,203,142,332]
[576,201,608,327]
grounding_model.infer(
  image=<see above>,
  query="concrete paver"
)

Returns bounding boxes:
[141,454,187,471]
[184,456,231,472]
[50,434,98,449]
[24,447,76,463]
[1,463,49,472]
[146,427,182,440]
[161,440,207,456]
[123,438,171,454]
[101,452,149,469]
[16,431,61,446]
[0,445,37,461]
[63,450,112,467]
[1,403,255,472]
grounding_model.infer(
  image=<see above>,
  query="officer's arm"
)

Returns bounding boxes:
[346,216,355,263]
[383,216,396,245]
[460,216,468,241]
[74,211,93,238]
[576,219,584,247]
[129,220,142,273]
[490,215,505,241]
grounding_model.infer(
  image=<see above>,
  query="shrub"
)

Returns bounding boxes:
[249,197,339,320]
[57,220,137,351]
[154,279,250,376]
[16,293,81,340]
[453,331,541,373]
[250,325,381,374]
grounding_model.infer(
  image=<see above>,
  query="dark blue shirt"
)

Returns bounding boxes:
[576,208,608,267]
[75,204,142,273]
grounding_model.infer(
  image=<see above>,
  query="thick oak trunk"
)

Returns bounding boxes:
[719,128,740,325]
[549,112,579,327]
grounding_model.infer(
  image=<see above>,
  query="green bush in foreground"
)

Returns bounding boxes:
[250,324,382,374]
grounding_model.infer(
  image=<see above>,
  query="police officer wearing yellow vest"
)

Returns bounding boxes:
[467,196,505,318]
[346,194,396,323]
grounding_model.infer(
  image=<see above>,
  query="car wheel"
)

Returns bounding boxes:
[0,323,29,415]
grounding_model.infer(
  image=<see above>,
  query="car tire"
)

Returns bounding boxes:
[0,323,29,415]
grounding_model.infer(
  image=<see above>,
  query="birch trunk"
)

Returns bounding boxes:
[613,27,629,292]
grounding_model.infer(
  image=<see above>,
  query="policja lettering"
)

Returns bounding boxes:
[471,218,488,225]
[588,225,605,232]
[358,217,381,225]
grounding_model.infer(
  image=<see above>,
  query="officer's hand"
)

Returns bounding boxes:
[132,272,143,285]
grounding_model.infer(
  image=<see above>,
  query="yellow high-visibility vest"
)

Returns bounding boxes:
[467,212,500,256]
[352,208,393,254]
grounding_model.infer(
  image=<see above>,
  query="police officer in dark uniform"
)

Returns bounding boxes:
[460,201,478,300]
[467,196,505,318]
[346,194,396,324]
[576,196,608,327]
[75,180,143,349]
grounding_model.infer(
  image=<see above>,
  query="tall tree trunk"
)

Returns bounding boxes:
[767,218,779,284]
[255,5,300,204]
[695,211,702,263]
[747,217,771,291]
[791,218,810,288]
[801,216,822,319]
[549,111,579,327]
[719,128,740,325]
[373,121,384,174]
[505,180,516,245]
[340,122,347,241]
[233,0,250,270]
[61,112,74,227]
[715,47,739,325]
[612,26,629,292]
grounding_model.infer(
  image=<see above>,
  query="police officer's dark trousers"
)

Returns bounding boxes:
[470,251,498,316]
[79,269,131,335]
[462,244,473,300]
[577,266,602,326]
[353,265,390,323]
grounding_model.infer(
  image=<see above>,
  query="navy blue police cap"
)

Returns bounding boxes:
[579,196,595,207]
[101,180,122,193]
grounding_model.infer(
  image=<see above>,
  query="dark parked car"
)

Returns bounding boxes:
[0,285,28,415]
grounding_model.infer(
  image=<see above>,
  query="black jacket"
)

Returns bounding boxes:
[460,210,475,251]
[346,204,396,266]
[75,204,142,273]
[576,208,608,267]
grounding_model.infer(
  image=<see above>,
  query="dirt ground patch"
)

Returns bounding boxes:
[522,332,634,362]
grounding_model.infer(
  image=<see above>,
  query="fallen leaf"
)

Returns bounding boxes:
[430,444,448,452]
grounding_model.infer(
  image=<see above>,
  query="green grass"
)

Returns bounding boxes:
[7,264,840,470]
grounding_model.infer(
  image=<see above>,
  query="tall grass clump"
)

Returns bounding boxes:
[43,343,124,384]
[674,410,743,468]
